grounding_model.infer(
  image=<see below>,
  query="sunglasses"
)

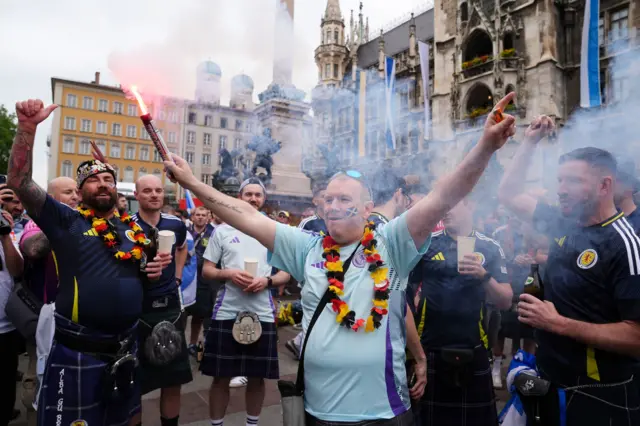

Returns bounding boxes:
[330,170,372,198]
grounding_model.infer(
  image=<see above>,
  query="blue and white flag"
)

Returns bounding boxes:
[385,56,397,151]
[185,189,196,214]
[580,0,602,108]
[179,231,198,308]
[418,41,431,140]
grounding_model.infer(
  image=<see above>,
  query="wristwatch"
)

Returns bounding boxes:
[267,277,273,288]
[482,271,492,283]
[175,277,182,285]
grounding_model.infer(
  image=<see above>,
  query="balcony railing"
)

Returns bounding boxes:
[455,105,521,132]
[462,56,494,79]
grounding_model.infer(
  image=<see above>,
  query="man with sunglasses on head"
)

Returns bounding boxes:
[163,93,517,425]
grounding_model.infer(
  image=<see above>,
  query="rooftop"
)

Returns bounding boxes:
[357,8,434,69]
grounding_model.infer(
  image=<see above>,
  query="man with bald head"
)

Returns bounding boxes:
[131,174,191,426]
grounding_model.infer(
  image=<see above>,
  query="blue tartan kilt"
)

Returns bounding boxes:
[37,314,141,426]
[200,319,279,379]
[419,346,498,426]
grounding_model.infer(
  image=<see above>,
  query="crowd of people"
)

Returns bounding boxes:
[0,93,638,426]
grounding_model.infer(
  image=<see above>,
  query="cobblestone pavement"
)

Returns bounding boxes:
[11,320,512,426]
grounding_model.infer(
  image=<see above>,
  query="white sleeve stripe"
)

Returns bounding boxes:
[298,215,317,229]
[476,232,506,258]
[620,218,640,273]
[612,220,639,275]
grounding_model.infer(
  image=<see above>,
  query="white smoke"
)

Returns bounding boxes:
[107,0,317,104]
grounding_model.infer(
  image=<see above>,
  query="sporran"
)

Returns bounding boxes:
[142,314,184,366]
[232,311,262,345]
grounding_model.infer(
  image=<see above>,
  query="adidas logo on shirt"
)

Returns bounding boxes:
[431,252,445,261]
[83,229,98,237]
[230,236,240,244]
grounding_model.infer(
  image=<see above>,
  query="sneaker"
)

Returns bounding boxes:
[285,339,300,360]
[229,376,248,388]
[492,358,503,389]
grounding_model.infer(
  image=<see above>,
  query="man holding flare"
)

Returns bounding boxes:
[161,93,517,424]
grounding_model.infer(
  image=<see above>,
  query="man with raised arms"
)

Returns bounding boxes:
[7,99,170,426]
[163,93,516,425]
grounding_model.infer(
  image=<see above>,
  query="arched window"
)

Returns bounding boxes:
[124,166,134,183]
[463,30,493,62]
[460,2,469,22]
[334,30,339,43]
[465,83,494,116]
[503,33,515,51]
[152,169,162,179]
[61,161,73,177]
[139,167,147,175]
[326,30,331,44]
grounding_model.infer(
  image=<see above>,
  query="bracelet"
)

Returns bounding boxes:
[267,277,273,288]
[175,277,182,285]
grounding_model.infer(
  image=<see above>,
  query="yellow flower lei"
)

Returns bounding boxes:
[322,221,390,332]
[77,206,148,261]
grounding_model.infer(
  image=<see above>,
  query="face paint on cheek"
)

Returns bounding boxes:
[345,207,359,218]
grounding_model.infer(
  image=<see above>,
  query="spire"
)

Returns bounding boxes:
[324,0,342,21]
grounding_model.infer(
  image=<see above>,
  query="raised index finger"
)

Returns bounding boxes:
[494,92,516,112]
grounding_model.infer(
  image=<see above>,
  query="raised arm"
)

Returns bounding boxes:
[406,93,517,248]
[497,115,555,222]
[8,100,58,218]
[164,158,276,251]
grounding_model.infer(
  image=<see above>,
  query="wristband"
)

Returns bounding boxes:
[482,271,492,284]
[267,277,273,288]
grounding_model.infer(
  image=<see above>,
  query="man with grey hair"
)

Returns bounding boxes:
[163,93,517,425]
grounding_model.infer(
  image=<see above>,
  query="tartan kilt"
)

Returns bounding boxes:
[419,347,497,426]
[138,294,193,395]
[38,314,140,426]
[200,319,279,379]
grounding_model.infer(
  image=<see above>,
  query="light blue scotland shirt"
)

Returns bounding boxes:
[269,213,430,421]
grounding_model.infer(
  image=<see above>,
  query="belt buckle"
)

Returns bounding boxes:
[152,297,169,309]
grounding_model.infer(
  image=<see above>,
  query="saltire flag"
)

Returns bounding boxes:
[418,41,431,140]
[179,231,198,308]
[580,0,602,108]
[385,56,397,151]
[185,189,196,215]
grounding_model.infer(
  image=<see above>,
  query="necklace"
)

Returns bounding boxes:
[77,206,148,261]
[322,221,390,332]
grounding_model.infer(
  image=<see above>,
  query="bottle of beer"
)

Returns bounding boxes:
[196,341,204,363]
[523,264,543,299]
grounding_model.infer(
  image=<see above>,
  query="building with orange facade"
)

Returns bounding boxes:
[48,72,184,201]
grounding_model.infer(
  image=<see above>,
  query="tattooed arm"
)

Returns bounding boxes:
[164,156,277,251]
[21,232,51,260]
[8,100,58,218]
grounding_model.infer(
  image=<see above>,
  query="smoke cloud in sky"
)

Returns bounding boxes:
[107,0,315,104]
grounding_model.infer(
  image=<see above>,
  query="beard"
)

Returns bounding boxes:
[83,189,117,213]
[561,194,599,223]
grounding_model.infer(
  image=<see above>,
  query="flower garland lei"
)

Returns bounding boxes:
[322,221,390,332]
[77,206,148,261]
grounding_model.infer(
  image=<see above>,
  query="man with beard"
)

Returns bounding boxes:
[131,175,190,426]
[0,183,30,245]
[498,116,640,425]
[117,193,129,216]
[17,176,79,426]
[163,92,517,425]
[185,206,217,355]
[201,178,291,426]
[7,99,171,426]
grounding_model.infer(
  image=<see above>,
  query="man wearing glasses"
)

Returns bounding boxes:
[163,93,517,425]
